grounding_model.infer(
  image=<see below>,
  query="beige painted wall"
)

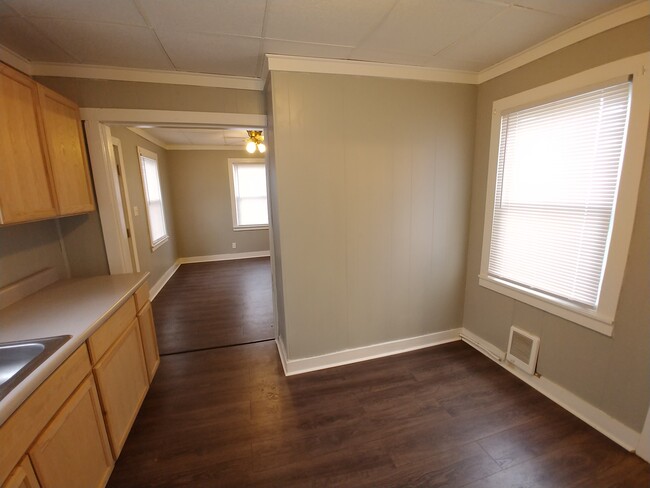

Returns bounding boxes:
[110,127,178,286]
[58,212,109,277]
[269,71,477,359]
[463,17,650,431]
[167,150,270,257]
[35,77,265,114]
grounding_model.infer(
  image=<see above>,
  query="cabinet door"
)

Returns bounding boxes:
[29,376,113,488]
[3,457,41,488]
[37,85,95,215]
[94,319,149,457]
[137,301,160,383]
[0,65,57,224]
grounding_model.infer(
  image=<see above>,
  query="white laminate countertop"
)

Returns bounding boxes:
[0,272,149,425]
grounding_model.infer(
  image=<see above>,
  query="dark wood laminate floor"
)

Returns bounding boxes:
[152,258,274,355]
[108,340,650,487]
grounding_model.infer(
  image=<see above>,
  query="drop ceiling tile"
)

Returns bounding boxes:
[264,0,397,46]
[144,128,188,145]
[224,129,248,139]
[0,17,77,62]
[359,0,505,55]
[438,5,578,66]
[263,39,353,60]
[186,131,226,145]
[348,47,432,66]
[157,30,260,76]
[6,0,147,26]
[225,137,246,146]
[29,19,173,69]
[136,0,266,37]
[514,0,634,20]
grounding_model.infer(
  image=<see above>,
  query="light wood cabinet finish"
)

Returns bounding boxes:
[93,320,149,457]
[29,376,113,488]
[0,345,91,484]
[0,64,57,224]
[133,282,150,312]
[37,85,95,215]
[137,301,160,383]
[3,457,40,488]
[87,297,136,364]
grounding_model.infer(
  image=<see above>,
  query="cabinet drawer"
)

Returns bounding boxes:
[0,344,91,484]
[87,297,136,363]
[93,319,149,457]
[133,282,150,312]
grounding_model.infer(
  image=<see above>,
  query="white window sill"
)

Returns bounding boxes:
[478,275,614,337]
[233,225,268,232]
[150,235,169,251]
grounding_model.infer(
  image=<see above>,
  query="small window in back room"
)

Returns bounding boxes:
[138,147,169,250]
[228,158,269,230]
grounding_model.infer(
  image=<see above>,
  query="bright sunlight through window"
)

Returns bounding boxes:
[138,147,168,249]
[229,159,268,229]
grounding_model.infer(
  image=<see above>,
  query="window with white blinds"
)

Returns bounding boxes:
[138,147,168,249]
[480,55,649,335]
[229,159,268,229]
[489,82,631,308]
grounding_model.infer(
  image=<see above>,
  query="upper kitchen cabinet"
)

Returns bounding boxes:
[0,62,94,225]
[0,64,58,224]
[37,85,95,215]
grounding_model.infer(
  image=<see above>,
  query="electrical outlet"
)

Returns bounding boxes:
[133,206,139,216]
[232,242,237,249]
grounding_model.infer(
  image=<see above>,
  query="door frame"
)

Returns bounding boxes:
[83,108,267,275]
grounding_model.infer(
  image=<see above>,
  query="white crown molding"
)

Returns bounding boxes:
[266,54,479,84]
[460,328,641,452]
[478,0,650,83]
[127,127,248,151]
[0,44,32,75]
[30,62,265,91]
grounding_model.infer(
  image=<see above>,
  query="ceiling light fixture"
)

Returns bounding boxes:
[245,130,266,154]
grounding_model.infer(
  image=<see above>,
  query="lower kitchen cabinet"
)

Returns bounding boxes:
[29,376,113,488]
[3,457,40,488]
[137,301,160,382]
[93,320,149,458]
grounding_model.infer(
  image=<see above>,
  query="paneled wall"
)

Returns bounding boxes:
[269,71,477,359]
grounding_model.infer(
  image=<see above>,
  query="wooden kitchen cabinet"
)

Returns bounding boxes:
[0,62,94,225]
[0,64,57,224]
[29,376,113,488]
[137,301,160,383]
[93,320,149,458]
[3,457,41,488]
[37,85,94,215]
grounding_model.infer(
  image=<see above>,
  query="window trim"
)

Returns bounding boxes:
[227,157,269,231]
[479,53,650,336]
[137,146,169,251]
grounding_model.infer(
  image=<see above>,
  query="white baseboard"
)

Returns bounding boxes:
[460,327,641,452]
[282,328,462,376]
[149,261,180,300]
[178,250,270,264]
[275,337,289,376]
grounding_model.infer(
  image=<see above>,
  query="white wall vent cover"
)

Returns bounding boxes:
[506,326,540,375]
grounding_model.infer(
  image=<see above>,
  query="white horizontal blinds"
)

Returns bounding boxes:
[489,81,631,307]
[141,155,167,244]
[233,163,268,226]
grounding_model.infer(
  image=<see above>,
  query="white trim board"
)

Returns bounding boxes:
[276,337,289,376]
[79,108,267,128]
[177,251,270,265]
[280,328,462,376]
[149,261,180,301]
[459,328,641,452]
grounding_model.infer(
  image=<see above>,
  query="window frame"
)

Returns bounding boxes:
[228,157,269,231]
[479,54,650,336]
[137,146,169,251]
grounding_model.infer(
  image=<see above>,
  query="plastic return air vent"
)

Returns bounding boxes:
[506,326,540,375]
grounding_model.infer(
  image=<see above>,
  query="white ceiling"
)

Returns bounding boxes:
[0,0,637,77]
[133,127,250,147]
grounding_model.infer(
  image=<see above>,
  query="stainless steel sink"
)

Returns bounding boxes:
[0,335,71,400]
